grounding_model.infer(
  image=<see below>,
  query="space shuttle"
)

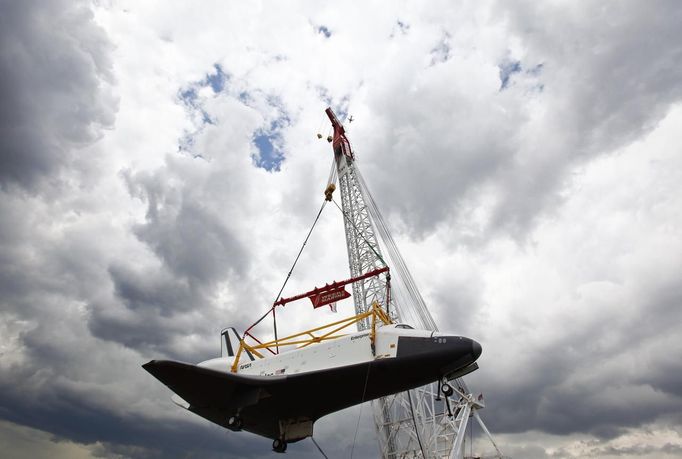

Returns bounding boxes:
[143,321,481,453]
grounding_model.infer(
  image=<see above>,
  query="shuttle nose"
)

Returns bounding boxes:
[471,339,482,361]
[435,336,482,379]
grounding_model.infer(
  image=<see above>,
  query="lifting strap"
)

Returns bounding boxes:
[246,157,339,351]
[270,198,327,351]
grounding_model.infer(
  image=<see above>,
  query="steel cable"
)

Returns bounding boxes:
[245,199,328,344]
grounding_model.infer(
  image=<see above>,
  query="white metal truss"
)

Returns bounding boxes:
[328,108,503,459]
[337,161,388,327]
[335,147,456,458]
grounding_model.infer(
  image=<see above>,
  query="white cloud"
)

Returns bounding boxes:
[1,0,681,457]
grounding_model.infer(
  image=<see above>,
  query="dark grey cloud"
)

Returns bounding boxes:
[109,263,197,316]
[0,1,253,456]
[361,87,519,238]
[465,273,682,438]
[1,1,681,458]
[1,287,338,459]
[74,153,256,361]
[485,0,682,237]
[0,378,271,459]
[340,6,682,448]
[360,0,682,240]
[131,178,249,287]
[503,444,552,459]
[551,441,682,458]
[0,0,116,192]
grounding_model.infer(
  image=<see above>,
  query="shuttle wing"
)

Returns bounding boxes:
[143,360,291,439]
[142,357,404,441]
[142,360,284,410]
[143,348,461,442]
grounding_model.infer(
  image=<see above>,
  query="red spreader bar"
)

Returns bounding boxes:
[242,266,390,355]
[273,266,389,307]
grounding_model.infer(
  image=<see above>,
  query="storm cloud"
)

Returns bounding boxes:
[0,0,116,192]
[1,1,681,458]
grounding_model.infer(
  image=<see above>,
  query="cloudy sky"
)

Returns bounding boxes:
[1,0,682,458]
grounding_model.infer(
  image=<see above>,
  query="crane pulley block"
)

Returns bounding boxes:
[324,183,336,201]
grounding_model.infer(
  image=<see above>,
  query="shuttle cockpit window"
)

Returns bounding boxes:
[395,324,414,329]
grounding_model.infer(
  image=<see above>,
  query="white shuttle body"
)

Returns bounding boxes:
[144,323,481,452]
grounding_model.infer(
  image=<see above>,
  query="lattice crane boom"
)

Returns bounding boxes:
[324,108,503,459]
[326,108,444,458]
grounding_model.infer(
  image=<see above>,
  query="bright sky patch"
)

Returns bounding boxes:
[498,60,522,90]
[252,131,283,172]
[206,64,228,93]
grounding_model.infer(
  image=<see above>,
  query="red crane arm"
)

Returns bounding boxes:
[273,266,389,307]
[325,107,354,160]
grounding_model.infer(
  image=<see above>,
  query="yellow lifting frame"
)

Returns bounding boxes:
[230,302,392,373]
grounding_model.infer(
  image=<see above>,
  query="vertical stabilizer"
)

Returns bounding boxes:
[221,328,241,358]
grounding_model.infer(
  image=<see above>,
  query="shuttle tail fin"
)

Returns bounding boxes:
[221,328,241,358]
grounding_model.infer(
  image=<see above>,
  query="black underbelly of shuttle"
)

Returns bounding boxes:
[143,335,481,442]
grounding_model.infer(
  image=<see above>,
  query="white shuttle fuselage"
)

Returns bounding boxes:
[198,324,422,377]
[145,323,481,450]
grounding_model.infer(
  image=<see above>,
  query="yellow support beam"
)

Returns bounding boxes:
[230,304,392,373]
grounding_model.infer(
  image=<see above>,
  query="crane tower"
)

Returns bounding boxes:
[325,108,503,459]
